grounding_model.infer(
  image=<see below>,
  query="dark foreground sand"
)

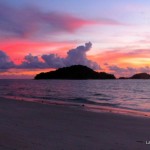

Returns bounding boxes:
[0,98,150,150]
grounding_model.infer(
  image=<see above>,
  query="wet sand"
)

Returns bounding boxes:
[0,97,150,150]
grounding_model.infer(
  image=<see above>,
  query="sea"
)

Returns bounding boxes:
[0,79,150,113]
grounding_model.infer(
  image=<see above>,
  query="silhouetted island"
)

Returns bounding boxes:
[130,73,150,79]
[34,65,116,80]
[118,73,150,79]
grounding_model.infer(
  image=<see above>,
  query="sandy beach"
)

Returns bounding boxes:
[0,97,150,150]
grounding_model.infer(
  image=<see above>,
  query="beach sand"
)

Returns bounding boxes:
[0,97,150,150]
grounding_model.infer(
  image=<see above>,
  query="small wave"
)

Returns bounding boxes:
[69,97,96,104]
[94,93,115,101]
[98,98,111,101]
[6,92,15,96]
[94,93,108,97]
[98,102,118,107]
[30,96,55,100]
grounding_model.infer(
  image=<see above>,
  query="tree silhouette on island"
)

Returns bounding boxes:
[34,65,116,80]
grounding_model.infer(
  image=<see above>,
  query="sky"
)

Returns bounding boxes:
[0,0,150,78]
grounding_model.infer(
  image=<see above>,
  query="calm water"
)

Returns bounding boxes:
[0,79,150,112]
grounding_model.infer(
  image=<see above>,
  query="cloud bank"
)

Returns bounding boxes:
[0,42,100,71]
[18,54,47,69]
[42,42,100,69]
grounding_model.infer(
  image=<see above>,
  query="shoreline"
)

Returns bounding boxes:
[1,97,150,149]
[2,95,150,118]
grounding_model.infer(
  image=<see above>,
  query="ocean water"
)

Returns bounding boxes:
[0,79,150,112]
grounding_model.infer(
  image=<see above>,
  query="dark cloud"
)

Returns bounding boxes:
[42,54,65,68]
[41,42,100,70]
[109,65,129,73]
[0,50,15,71]
[108,65,138,76]
[18,53,47,69]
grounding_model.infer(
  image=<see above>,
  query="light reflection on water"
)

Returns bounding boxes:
[0,79,150,112]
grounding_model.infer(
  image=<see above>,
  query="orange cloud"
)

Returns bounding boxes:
[89,49,150,67]
[88,48,150,77]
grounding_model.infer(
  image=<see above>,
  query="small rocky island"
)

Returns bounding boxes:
[34,65,116,80]
[119,73,150,79]
[130,73,150,79]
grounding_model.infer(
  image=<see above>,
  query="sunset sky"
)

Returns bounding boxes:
[0,0,150,78]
